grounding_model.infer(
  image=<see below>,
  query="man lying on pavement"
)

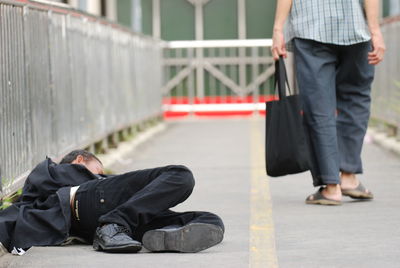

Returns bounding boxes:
[0,150,224,254]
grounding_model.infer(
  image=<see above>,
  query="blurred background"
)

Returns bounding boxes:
[51,0,400,39]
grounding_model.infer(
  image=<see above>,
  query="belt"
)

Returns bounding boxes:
[70,186,80,221]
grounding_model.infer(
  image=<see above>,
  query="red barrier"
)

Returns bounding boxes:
[163,95,276,118]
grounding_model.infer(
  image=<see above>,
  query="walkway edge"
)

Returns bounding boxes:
[249,118,279,268]
[367,128,400,156]
[98,123,167,169]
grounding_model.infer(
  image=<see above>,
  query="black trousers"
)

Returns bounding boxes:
[70,165,224,242]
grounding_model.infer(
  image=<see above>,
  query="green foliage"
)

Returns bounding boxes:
[0,188,22,210]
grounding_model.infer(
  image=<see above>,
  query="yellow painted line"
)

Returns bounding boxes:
[249,117,279,268]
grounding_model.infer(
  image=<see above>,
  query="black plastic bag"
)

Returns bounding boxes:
[265,57,310,177]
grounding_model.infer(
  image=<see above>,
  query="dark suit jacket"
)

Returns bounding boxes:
[0,158,98,252]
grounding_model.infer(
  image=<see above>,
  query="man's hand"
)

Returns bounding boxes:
[271,0,292,60]
[368,31,386,65]
[365,0,385,65]
[272,29,287,60]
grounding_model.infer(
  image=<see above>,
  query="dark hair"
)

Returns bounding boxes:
[60,150,102,165]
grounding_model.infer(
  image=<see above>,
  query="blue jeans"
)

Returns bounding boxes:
[293,38,375,186]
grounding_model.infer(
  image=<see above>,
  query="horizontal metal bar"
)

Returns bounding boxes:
[163,57,273,66]
[30,0,70,9]
[164,39,273,48]
[163,103,265,112]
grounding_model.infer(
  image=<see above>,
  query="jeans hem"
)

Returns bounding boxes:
[312,176,340,187]
[339,163,363,174]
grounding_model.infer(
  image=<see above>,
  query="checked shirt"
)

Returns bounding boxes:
[286,0,371,46]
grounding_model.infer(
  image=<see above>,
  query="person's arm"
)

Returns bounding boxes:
[364,0,386,65]
[271,0,293,60]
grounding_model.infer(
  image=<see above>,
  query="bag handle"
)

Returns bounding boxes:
[274,56,292,99]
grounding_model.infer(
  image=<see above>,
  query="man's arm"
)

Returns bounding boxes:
[365,0,386,65]
[271,0,293,60]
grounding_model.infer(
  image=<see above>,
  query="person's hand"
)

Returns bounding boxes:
[368,30,386,65]
[271,29,287,60]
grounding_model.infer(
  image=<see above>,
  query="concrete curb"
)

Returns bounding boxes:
[367,128,400,156]
[97,123,167,169]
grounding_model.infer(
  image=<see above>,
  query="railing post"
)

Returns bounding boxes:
[152,0,161,39]
[220,47,227,102]
[196,48,205,99]
[176,48,184,103]
[251,46,258,115]
[238,0,246,97]
[188,47,195,115]
[239,47,246,97]
[194,1,205,99]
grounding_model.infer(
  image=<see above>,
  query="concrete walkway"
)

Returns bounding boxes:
[1,118,400,268]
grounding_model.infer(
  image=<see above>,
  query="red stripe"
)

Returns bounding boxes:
[163,111,266,118]
[163,95,274,119]
[163,95,277,105]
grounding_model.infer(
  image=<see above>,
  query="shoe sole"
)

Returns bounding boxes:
[93,238,142,253]
[342,190,373,200]
[305,199,342,206]
[142,223,224,253]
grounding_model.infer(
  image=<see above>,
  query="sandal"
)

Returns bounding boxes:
[305,187,342,206]
[341,182,374,200]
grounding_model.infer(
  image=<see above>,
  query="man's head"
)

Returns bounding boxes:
[60,150,104,175]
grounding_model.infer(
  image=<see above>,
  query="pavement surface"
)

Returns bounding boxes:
[1,117,399,268]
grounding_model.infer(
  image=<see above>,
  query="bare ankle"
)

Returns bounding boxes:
[321,184,342,201]
[340,172,359,188]
[341,172,355,178]
[325,184,341,194]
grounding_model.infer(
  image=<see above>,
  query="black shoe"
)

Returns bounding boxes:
[93,224,142,253]
[142,223,224,253]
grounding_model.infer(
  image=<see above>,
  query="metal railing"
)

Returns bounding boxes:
[162,39,281,115]
[163,25,400,127]
[371,16,400,137]
[0,0,163,197]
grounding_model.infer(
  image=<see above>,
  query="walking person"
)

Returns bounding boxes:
[271,0,386,205]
